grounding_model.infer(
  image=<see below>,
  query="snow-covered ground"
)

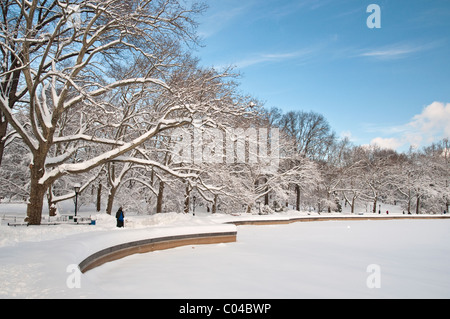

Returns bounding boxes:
[87,220,450,299]
[1,202,449,299]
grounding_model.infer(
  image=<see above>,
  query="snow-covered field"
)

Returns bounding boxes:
[1,202,449,299]
[87,220,450,299]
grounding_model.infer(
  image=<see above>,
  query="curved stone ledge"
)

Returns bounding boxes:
[79,231,237,273]
[228,215,450,226]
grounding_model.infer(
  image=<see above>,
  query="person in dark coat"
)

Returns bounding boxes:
[116,207,125,228]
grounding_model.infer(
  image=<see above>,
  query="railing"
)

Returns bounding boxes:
[2,214,94,226]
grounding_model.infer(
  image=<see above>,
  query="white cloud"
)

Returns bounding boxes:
[369,102,450,151]
[233,47,318,69]
[370,137,403,150]
[409,101,450,139]
[358,41,441,60]
[340,130,359,143]
[197,3,254,39]
[359,47,419,60]
[211,49,316,70]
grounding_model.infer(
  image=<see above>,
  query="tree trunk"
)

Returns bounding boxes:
[264,179,269,206]
[407,189,411,214]
[351,197,355,214]
[106,187,117,215]
[212,194,218,214]
[0,117,7,167]
[184,185,190,214]
[416,195,420,214]
[0,56,22,167]
[156,180,164,214]
[96,183,102,212]
[47,187,57,217]
[26,158,47,225]
[27,186,46,225]
[373,196,377,213]
[295,184,300,211]
[327,191,331,213]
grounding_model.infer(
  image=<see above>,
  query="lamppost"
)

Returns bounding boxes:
[257,201,261,214]
[192,195,196,216]
[74,183,81,222]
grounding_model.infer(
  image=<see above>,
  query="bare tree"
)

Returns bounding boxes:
[277,110,335,160]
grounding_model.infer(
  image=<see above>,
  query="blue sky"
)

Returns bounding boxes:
[194,0,450,151]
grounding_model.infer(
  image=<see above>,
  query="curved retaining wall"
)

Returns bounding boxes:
[79,231,237,273]
[228,215,450,226]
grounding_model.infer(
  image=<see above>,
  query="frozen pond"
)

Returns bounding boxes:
[85,219,450,299]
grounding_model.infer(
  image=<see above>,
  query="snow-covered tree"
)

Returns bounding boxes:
[277,110,336,161]
[1,0,257,225]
